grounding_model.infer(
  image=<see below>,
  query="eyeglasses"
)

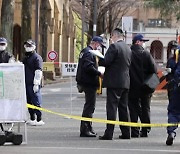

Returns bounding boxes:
[0,43,6,46]
[24,44,32,47]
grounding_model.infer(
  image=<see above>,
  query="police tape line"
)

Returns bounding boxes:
[27,104,179,127]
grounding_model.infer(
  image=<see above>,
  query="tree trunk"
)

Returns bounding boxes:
[87,1,94,44]
[39,0,48,61]
[97,17,104,35]
[21,0,32,60]
[1,0,15,53]
[108,5,112,34]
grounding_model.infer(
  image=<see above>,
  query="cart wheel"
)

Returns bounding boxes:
[12,134,23,145]
[0,132,6,146]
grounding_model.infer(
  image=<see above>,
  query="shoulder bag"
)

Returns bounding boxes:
[142,73,160,93]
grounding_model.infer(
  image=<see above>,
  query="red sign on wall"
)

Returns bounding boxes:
[47,51,58,61]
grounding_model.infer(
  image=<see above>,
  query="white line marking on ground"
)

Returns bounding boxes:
[13,147,180,153]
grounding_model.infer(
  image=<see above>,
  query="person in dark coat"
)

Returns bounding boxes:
[128,34,157,138]
[76,36,104,137]
[23,39,44,126]
[0,37,15,132]
[98,28,132,140]
[0,37,14,63]
[164,44,180,146]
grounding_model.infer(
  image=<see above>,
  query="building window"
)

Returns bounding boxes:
[133,19,138,31]
[150,40,163,63]
[147,19,170,28]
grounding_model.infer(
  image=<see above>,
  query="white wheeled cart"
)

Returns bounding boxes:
[0,63,27,145]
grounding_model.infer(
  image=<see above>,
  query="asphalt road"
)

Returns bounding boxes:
[0,77,180,154]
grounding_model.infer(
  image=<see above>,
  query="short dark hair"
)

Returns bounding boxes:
[112,28,124,37]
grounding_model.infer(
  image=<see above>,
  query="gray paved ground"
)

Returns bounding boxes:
[0,77,180,154]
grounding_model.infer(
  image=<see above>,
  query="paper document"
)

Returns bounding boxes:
[89,50,104,58]
[98,66,105,74]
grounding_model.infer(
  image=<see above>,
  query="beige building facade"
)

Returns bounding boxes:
[121,1,180,63]
[0,0,76,76]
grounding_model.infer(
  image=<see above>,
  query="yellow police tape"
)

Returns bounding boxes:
[27,104,179,127]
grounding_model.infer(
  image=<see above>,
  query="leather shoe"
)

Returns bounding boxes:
[131,134,139,138]
[90,130,97,135]
[80,131,96,137]
[119,135,130,139]
[140,132,148,137]
[99,135,112,140]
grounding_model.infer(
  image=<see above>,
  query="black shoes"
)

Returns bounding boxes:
[119,135,131,139]
[80,131,96,137]
[99,135,112,140]
[131,134,139,138]
[166,133,176,146]
[90,129,97,136]
[140,131,148,137]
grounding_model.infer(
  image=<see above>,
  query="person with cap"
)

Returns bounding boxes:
[76,36,104,137]
[23,39,44,126]
[0,37,14,63]
[0,37,15,134]
[98,28,132,140]
[164,43,180,145]
[128,34,157,138]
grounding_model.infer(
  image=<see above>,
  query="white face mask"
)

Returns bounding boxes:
[142,42,146,49]
[171,50,174,54]
[110,38,115,44]
[24,45,36,52]
[97,46,102,51]
[0,44,7,51]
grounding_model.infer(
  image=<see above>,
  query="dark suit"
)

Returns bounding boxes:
[99,40,132,138]
[129,44,157,137]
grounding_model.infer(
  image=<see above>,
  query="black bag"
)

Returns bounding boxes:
[142,73,160,93]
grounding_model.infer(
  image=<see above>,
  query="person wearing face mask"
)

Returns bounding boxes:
[22,39,44,126]
[128,34,157,138]
[98,28,132,140]
[76,36,104,137]
[0,37,14,63]
[0,37,15,138]
[164,44,180,146]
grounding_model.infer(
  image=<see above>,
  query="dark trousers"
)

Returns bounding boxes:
[167,112,180,135]
[128,94,151,136]
[167,88,180,135]
[80,86,97,133]
[26,85,42,121]
[104,88,130,138]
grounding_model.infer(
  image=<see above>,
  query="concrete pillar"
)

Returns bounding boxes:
[163,47,167,64]
[68,36,71,62]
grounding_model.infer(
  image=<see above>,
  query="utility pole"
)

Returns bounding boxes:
[81,0,85,50]
[35,0,39,48]
[176,29,178,42]
[93,0,97,37]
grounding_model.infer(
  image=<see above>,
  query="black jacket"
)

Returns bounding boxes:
[0,50,13,63]
[23,52,43,86]
[129,44,157,96]
[99,40,131,89]
[76,46,101,88]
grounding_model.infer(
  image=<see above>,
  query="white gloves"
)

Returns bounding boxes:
[8,57,15,63]
[166,68,172,73]
[162,68,172,76]
[33,70,42,93]
[33,85,39,93]
[34,70,43,85]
